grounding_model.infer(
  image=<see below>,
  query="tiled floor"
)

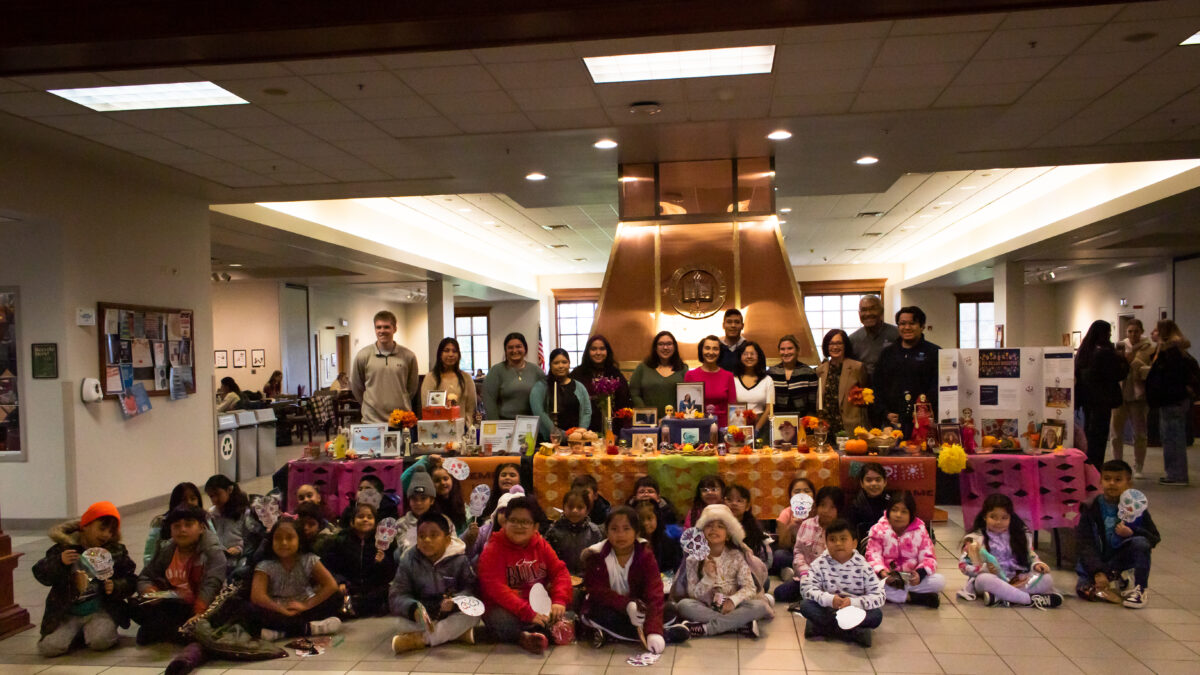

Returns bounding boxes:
[3,444,1200,674]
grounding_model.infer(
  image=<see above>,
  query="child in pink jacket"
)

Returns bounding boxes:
[864,491,943,608]
[773,486,842,605]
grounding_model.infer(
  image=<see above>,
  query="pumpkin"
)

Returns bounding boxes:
[845,439,869,455]
[982,435,998,448]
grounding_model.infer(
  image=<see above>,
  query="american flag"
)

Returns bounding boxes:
[537,325,545,370]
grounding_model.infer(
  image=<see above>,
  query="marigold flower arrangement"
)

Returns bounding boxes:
[801,415,820,430]
[743,409,758,426]
[847,386,875,406]
[614,407,634,421]
[938,443,968,474]
[690,409,704,419]
[726,425,747,444]
[389,409,417,428]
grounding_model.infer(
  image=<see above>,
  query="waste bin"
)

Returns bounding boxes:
[216,414,238,480]
[254,408,277,477]
[235,410,258,481]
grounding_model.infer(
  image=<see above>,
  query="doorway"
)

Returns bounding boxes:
[336,334,350,383]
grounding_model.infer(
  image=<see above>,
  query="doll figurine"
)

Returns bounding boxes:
[960,408,977,453]
[911,394,933,447]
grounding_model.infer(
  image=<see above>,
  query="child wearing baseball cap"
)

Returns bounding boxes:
[32,501,137,656]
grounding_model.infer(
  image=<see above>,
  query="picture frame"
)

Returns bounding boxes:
[349,423,386,455]
[97,302,196,400]
[727,403,748,427]
[232,349,247,368]
[214,350,228,368]
[771,414,801,446]
[251,349,265,368]
[632,408,658,426]
[31,343,58,379]
[1070,331,1082,349]
[675,382,704,415]
[512,415,540,454]
[427,390,448,407]
[1039,420,1065,450]
[381,431,401,457]
[632,432,658,453]
[680,427,701,445]
[480,420,516,456]
[937,423,962,447]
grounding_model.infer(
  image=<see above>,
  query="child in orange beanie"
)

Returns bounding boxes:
[33,501,137,656]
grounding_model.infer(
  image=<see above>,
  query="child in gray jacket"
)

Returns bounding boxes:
[388,513,479,653]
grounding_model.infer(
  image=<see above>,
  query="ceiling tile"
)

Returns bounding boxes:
[594,80,687,107]
[683,74,774,101]
[100,67,203,85]
[1032,113,1125,147]
[35,114,141,136]
[964,100,1089,150]
[860,62,962,91]
[267,170,335,185]
[91,132,186,152]
[182,160,255,178]
[1106,109,1200,143]
[0,92,91,116]
[1020,76,1121,103]
[889,13,1005,36]
[376,51,479,69]
[934,82,1030,108]
[374,116,461,137]
[1139,47,1200,75]
[237,157,312,174]
[160,128,250,148]
[209,173,281,187]
[321,166,394,182]
[0,78,30,92]
[952,56,1061,86]
[330,137,423,156]
[1074,19,1197,54]
[999,5,1121,29]
[509,86,601,111]
[473,43,578,64]
[108,109,215,132]
[342,96,439,120]
[283,56,384,75]
[262,140,349,159]
[218,76,332,104]
[260,101,362,124]
[770,93,856,117]
[304,70,415,100]
[1162,88,1200,113]
[485,59,593,89]
[397,65,501,95]
[203,144,284,162]
[570,36,679,58]
[447,112,535,134]
[850,87,942,113]
[781,21,893,43]
[877,32,992,65]
[775,39,882,72]
[129,146,216,165]
[1077,72,1200,120]
[183,105,285,128]
[300,120,391,142]
[687,98,770,121]
[774,68,867,95]
[972,25,1098,60]
[231,125,321,145]
[1042,49,1160,80]
[9,72,117,90]
[426,90,517,115]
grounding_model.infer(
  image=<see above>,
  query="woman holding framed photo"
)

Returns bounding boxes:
[629,331,687,417]
[684,335,736,426]
[420,337,478,419]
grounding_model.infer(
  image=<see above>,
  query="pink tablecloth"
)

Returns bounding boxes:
[959,449,1100,531]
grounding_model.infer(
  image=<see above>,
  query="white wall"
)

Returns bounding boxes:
[456,300,541,369]
[898,287,958,347]
[1054,266,1172,340]
[309,288,417,387]
[1176,257,1200,345]
[212,281,281,393]
[0,116,215,519]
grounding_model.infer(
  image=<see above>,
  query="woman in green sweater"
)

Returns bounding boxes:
[482,332,536,419]
[628,330,687,417]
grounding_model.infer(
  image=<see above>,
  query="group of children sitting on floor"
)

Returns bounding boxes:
[33,456,1158,663]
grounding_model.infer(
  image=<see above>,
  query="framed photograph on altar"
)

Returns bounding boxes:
[349,423,386,455]
[511,415,539,454]
[937,423,962,447]
[676,382,704,415]
[427,390,447,407]
[633,408,658,426]
[727,403,747,427]
[480,420,515,455]
[632,432,658,453]
[772,414,801,446]
[381,431,401,458]
[680,427,701,445]
[1039,420,1065,450]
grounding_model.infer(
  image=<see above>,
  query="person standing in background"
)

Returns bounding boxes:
[1111,319,1155,478]
[849,295,899,380]
[351,310,419,424]
[1075,320,1129,469]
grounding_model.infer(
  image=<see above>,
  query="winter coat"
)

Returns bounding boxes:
[791,517,826,576]
[388,537,477,620]
[138,528,227,612]
[847,491,892,543]
[582,541,665,636]
[32,520,137,636]
[321,529,398,595]
[545,516,604,575]
[588,494,612,527]
[1076,345,1128,410]
[865,515,937,577]
[477,529,572,623]
[1144,344,1199,407]
[1074,496,1161,578]
[801,551,885,610]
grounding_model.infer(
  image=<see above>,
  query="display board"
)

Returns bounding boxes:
[96,302,196,399]
[937,347,1074,452]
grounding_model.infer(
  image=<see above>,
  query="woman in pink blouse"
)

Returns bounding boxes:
[685,335,737,427]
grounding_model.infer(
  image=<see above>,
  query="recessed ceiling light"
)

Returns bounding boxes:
[618,176,639,183]
[1182,30,1200,45]
[47,81,248,111]
[546,244,568,249]
[541,224,568,231]
[526,172,547,181]
[937,201,954,206]
[583,45,776,83]
[779,207,792,213]
[856,156,879,165]
[767,129,792,140]
[228,263,242,267]
[593,139,618,149]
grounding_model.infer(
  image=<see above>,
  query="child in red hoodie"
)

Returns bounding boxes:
[477,497,573,654]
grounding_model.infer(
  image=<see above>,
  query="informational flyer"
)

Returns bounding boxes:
[978,349,1020,378]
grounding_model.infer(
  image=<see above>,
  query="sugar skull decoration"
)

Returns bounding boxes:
[356,486,383,509]
[528,582,552,615]
[468,484,491,517]
[836,605,867,630]
[1118,489,1148,523]
[443,458,470,481]
[81,547,114,581]
[680,527,710,561]
[251,494,281,530]
[791,493,814,519]
[375,516,399,550]
[452,595,485,616]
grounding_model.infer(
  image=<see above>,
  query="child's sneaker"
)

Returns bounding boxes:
[308,617,341,636]
[1030,593,1063,610]
[392,632,426,654]
[1123,585,1148,608]
[665,624,692,644]
[260,628,284,641]
[518,631,548,655]
[684,621,708,638]
[738,620,760,639]
[550,618,575,645]
[780,567,795,583]
[456,627,475,645]
[908,592,940,608]
[850,626,872,648]
[1119,570,1136,597]
[981,591,1009,608]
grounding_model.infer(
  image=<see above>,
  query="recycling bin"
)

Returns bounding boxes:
[216,414,238,480]
[254,407,277,477]
[235,410,258,480]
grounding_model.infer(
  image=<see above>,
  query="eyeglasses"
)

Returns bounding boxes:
[506,518,535,527]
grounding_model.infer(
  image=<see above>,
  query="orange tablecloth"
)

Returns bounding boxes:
[533,451,840,520]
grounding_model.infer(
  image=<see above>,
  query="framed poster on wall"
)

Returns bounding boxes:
[0,288,25,461]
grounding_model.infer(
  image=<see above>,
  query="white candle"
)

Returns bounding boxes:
[553,381,558,414]
[818,377,824,413]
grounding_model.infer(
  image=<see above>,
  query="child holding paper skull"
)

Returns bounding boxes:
[33,501,137,656]
[674,504,773,638]
[135,504,227,644]
[389,512,481,653]
[864,490,944,607]
[773,485,843,604]
[320,502,398,617]
[959,494,1063,608]
[773,477,815,577]
[1075,459,1159,608]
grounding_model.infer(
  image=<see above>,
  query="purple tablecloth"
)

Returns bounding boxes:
[959,449,1100,530]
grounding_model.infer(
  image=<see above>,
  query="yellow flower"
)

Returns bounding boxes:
[853,426,868,436]
[862,388,875,404]
[683,443,694,452]
[938,443,968,474]
[869,428,883,436]
[727,424,740,435]
[891,429,904,439]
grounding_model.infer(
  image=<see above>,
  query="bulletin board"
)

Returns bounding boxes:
[96,302,196,399]
[937,347,1074,451]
